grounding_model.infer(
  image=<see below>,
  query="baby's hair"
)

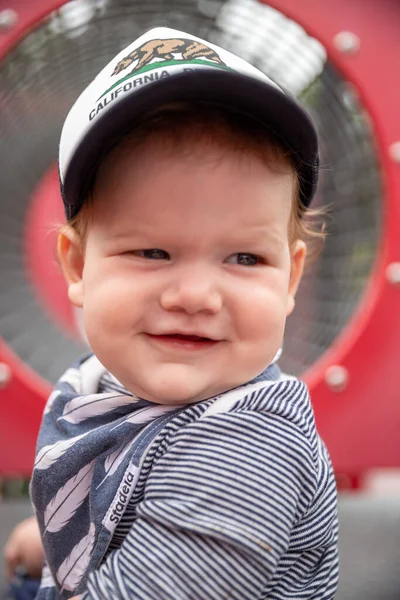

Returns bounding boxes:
[65,102,326,265]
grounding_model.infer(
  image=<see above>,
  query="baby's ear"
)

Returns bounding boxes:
[287,240,306,316]
[57,226,84,308]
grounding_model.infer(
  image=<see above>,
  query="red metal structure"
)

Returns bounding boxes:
[0,0,399,478]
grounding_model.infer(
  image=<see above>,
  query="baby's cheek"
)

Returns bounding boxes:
[81,293,116,347]
[240,296,287,352]
[85,271,126,312]
[85,302,122,337]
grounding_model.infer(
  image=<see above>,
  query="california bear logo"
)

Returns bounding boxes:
[112,38,226,76]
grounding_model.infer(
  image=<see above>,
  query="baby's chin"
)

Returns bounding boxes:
[127,382,215,406]
[119,369,229,406]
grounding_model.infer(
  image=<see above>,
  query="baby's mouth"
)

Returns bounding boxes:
[146,333,218,349]
[163,334,212,342]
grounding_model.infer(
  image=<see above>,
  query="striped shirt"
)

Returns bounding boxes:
[81,371,338,599]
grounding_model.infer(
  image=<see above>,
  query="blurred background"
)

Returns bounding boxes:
[0,0,399,598]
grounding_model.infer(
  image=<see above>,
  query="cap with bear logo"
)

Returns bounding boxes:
[59,27,319,218]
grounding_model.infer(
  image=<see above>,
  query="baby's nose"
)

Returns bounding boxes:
[159,269,222,315]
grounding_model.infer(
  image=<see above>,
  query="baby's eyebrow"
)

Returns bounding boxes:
[108,219,165,236]
[106,227,148,240]
[105,220,287,248]
[224,227,286,246]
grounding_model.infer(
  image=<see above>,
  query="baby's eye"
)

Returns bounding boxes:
[136,249,170,260]
[225,253,263,266]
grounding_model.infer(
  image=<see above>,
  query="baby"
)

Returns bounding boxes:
[30,27,338,600]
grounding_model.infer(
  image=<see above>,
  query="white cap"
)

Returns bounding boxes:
[59,27,319,218]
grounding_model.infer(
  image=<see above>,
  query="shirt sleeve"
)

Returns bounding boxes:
[84,410,336,600]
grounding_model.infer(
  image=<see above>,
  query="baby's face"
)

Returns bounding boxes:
[61,137,305,404]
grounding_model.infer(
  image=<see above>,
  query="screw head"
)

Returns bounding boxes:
[386,262,400,285]
[0,363,11,389]
[389,141,400,163]
[333,31,360,55]
[325,365,349,392]
[0,9,18,30]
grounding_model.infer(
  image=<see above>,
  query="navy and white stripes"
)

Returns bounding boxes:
[87,376,338,599]
[31,356,338,599]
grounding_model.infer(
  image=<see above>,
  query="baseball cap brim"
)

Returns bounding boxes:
[62,68,319,219]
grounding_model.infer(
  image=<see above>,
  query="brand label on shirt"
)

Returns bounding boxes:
[103,465,139,532]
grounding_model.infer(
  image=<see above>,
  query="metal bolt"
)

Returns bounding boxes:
[389,141,400,163]
[386,262,400,285]
[324,365,349,392]
[0,9,18,30]
[333,31,360,55]
[0,363,11,389]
